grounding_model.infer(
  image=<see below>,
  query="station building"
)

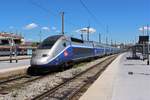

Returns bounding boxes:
[0,32,25,45]
[0,32,37,56]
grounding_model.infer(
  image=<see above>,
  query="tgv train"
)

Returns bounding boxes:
[29,35,119,73]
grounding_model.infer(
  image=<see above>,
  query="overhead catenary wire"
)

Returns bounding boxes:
[30,0,58,17]
[29,0,110,41]
[29,0,82,33]
[79,0,112,44]
[79,0,106,31]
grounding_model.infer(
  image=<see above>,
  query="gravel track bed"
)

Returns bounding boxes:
[0,75,41,94]
[0,56,112,100]
[36,56,116,100]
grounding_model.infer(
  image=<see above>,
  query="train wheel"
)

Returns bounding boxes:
[27,67,38,76]
[60,62,68,71]
[27,67,34,75]
[60,65,65,72]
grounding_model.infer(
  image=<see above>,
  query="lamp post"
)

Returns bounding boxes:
[81,33,83,40]
[87,26,90,41]
[61,12,64,35]
[39,30,42,43]
[99,33,101,43]
[147,25,149,65]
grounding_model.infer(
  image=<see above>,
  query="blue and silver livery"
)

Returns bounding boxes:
[30,35,119,71]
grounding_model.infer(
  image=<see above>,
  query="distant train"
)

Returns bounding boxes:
[29,35,120,73]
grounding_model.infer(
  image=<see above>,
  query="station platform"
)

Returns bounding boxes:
[0,59,30,79]
[80,52,150,100]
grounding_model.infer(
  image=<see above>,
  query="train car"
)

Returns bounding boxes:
[93,42,105,57]
[29,35,120,73]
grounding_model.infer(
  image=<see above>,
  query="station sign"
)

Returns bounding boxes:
[138,36,149,44]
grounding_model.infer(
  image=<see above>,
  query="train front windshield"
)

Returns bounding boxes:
[38,35,62,49]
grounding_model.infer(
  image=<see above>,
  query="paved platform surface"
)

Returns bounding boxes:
[0,59,30,78]
[0,59,30,71]
[80,52,150,100]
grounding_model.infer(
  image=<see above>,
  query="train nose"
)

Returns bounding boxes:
[31,49,54,66]
[31,53,51,65]
[31,57,48,65]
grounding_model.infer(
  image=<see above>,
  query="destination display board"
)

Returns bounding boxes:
[138,36,149,44]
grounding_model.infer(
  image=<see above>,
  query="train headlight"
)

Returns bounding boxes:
[42,54,48,57]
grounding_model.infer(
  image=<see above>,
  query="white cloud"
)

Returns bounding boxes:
[51,26,61,33]
[52,26,57,31]
[144,26,148,30]
[76,27,96,34]
[139,26,150,31]
[41,27,50,31]
[9,26,14,29]
[88,28,96,33]
[24,23,38,30]
[75,29,80,33]
[26,38,33,41]
[56,30,60,33]
[139,27,143,31]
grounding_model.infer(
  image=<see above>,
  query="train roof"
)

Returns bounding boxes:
[47,35,63,39]
[47,35,117,48]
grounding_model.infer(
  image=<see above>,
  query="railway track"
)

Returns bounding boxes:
[32,55,117,100]
[0,74,46,95]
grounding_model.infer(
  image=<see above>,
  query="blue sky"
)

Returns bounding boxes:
[0,0,149,44]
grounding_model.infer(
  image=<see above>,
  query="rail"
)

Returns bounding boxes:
[32,54,118,100]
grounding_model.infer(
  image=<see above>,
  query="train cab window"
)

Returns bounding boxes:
[63,43,66,47]
[38,35,62,49]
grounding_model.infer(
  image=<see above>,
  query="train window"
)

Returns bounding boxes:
[71,37,84,43]
[63,43,66,47]
[73,48,93,57]
[38,35,62,49]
